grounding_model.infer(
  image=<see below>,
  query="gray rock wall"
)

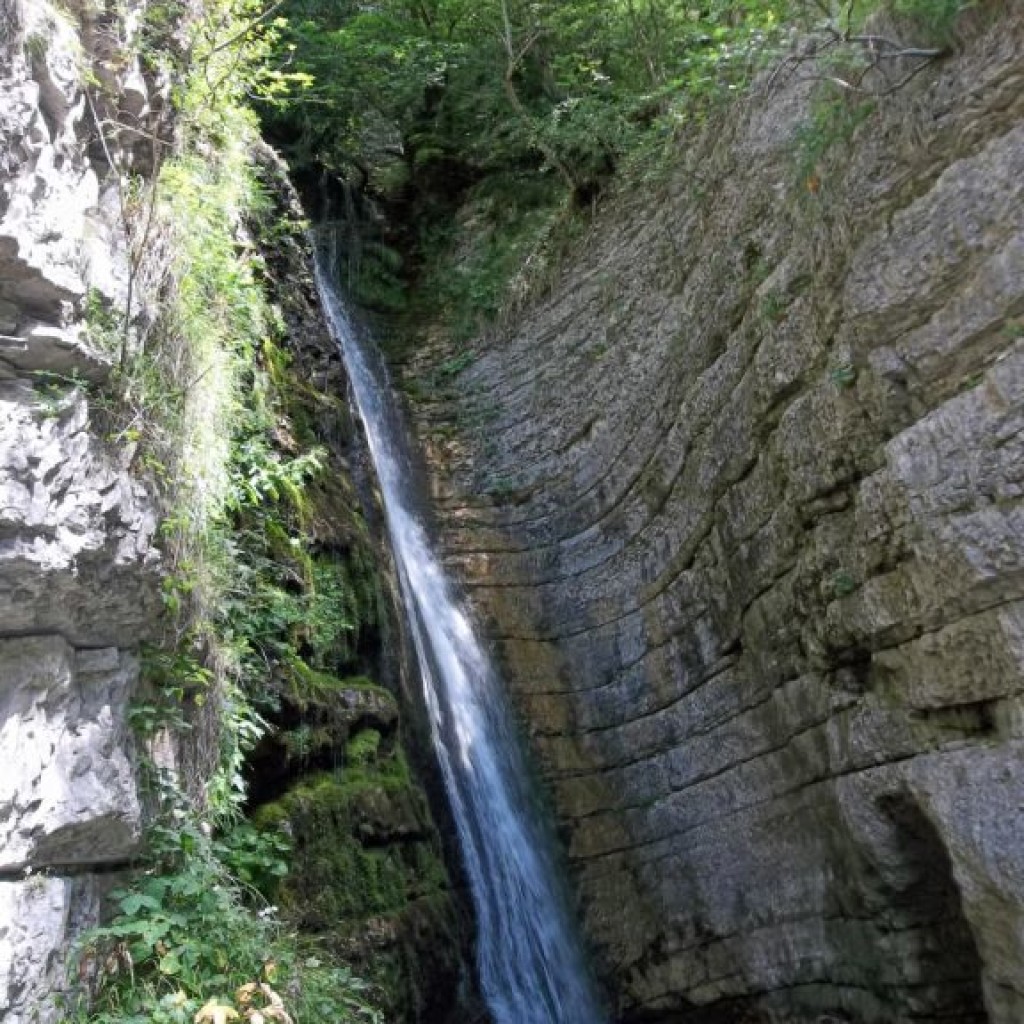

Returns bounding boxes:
[0,2,162,1019]
[410,11,1024,1023]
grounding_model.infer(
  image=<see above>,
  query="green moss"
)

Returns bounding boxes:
[285,663,396,710]
[280,723,338,763]
[346,728,382,765]
[257,759,447,929]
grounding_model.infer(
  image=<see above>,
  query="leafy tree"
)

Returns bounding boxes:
[263,0,794,203]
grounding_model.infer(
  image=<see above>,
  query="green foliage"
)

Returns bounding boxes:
[759,291,790,324]
[227,551,369,678]
[1002,318,1023,341]
[130,648,213,737]
[484,474,518,500]
[228,438,324,513]
[829,569,858,598]
[253,4,720,343]
[136,124,289,818]
[30,370,88,419]
[65,804,382,1024]
[68,3,404,1022]
[888,0,973,43]
[786,0,973,196]
[345,728,382,766]
[783,0,972,38]
[213,820,292,897]
[829,362,858,388]
[268,0,792,197]
[108,60,380,820]
[253,750,447,932]
[407,173,576,342]
[262,0,976,346]
[349,241,409,313]
[84,289,121,353]
[24,29,48,59]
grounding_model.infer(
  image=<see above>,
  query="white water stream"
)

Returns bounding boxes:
[315,244,607,1024]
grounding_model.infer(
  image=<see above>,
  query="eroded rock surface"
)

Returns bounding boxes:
[411,13,1024,1023]
[0,1,162,1019]
[0,875,102,1021]
[0,637,141,872]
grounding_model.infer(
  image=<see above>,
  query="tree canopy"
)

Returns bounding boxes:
[258,0,972,324]
[264,0,797,203]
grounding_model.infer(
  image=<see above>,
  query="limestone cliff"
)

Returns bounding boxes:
[0,1,162,1016]
[0,4,462,1021]
[408,10,1024,1023]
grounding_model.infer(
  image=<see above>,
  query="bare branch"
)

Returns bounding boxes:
[846,34,944,58]
[765,12,946,100]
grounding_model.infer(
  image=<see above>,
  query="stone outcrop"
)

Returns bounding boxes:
[0,875,102,1019]
[253,701,462,1024]
[0,638,141,871]
[0,6,466,1022]
[0,1,163,1019]
[409,11,1024,1023]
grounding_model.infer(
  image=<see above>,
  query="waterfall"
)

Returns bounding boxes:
[314,241,607,1024]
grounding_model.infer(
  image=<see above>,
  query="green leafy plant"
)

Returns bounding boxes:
[434,351,474,382]
[213,821,292,898]
[31,370,87,418]
[83,289,121,355]
[829,362,858,389]
[759,291,790,324]
[830,569,858,598]
[23,29,47,59]
[345,728,382,767]
[66,805,382,1024]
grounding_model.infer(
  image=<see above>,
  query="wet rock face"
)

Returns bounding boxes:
[0,2,162,1020]
[411,14,1024,1024]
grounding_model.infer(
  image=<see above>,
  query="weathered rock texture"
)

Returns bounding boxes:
[0,1,163,1018]
[0,6,466,1021]
[410,11,1024,1023]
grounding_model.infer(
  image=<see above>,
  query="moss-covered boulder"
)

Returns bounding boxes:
[255,730,461,1022]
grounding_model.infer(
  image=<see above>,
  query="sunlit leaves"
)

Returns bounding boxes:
[266,0,795,194]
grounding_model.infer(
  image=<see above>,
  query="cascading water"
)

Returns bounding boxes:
[314,238,607,1024]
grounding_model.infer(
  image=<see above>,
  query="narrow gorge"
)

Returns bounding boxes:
[1,1,1023,1024]
[405,10,1024,1023]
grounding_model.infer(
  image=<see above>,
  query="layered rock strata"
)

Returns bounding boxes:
[411,12,1024,1023]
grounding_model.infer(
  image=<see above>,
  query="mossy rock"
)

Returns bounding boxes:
[254,757,445,926]
[253,748,459,1021]
[284,666,398,722]
[328,891,463,1024]
[246,676,400,801]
